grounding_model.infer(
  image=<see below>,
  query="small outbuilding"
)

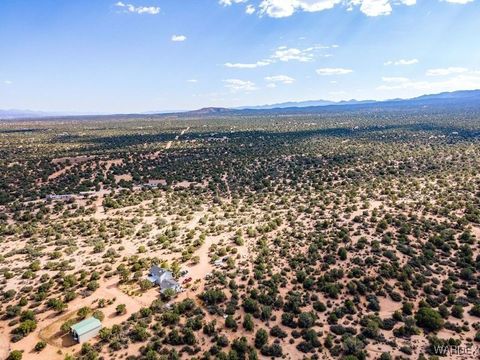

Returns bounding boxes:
[70,317,102,343]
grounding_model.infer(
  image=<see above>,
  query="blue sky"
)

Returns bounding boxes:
[0,0,479,113]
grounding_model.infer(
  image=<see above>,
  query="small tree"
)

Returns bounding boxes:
[139,279,153,291]
[77,306,90,319]
[243,314,254,331]
[92,310,104,321]
[161,288,176,301]
[116,304,127,315]
[255,328,268,349]
[34,341,47,352]
[225,315,237,330]
[7,350,22,360]
[415,307,444,332]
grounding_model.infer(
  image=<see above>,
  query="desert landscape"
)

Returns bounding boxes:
[1,102,480,359]
[1,1,480,358]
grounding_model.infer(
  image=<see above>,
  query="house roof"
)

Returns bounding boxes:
[147,275,157,283]
[71,317,102,335]
[160,278,179,289]
[150,265,169,278]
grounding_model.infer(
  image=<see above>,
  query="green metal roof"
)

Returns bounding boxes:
[71,317,102,335]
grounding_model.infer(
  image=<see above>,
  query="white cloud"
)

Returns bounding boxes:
[442,0,473,3]
[223,0,471,18]
[384,58,419,66]
[354,0,392,16]
[187,79,198,83]
[246,4,256,14]
[377,69,480,92]
[224,60,272,68]
[265,75,295,86]
[115,1,160,14]
[219,0,247,5]
[225,45,334,69]
[224,79,257,92]
[258,0,297,17]
[316,68,353,76]
[171,35,187,42]
[272,46,314,62]
[3,80,12,85]
[259,0,341,18]
[426,67,468,76]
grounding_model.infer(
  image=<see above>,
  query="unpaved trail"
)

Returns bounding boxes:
[165,127,189,150]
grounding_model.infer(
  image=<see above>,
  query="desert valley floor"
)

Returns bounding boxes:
[1,107,480,360]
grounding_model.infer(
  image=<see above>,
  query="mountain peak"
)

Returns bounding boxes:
[187,107,232,115]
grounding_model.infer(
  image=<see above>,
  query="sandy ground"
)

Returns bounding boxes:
[4,128,475,360]
[2,190,222,359]
[114,173,132,183]
[0,329,11,360]
[8,276,159,360]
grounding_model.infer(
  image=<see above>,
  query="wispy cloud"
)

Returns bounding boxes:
[221,0,471,18]
[384,58,419,66]
[259,0,341,18]
[248,0,434,18]
[115,2,160,15]
[272,46,315,62]
[377,69,480,92]
[246,4,256,14]
[171,35,187,42]
[3,80,12,85]
[426,67,468,76]
[219,0,247,5]
[224,45,334,69]
[442,0,473,3]
[265,75,295,87]
[187,79,198,83]
[225,60,272,69]
[223,79,257,92]
[316,68,353,76]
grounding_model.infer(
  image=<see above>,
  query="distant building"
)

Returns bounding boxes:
[46,194,74,201]
[70,317,102,343]
[147,265,182,293]
[214,258,226,267]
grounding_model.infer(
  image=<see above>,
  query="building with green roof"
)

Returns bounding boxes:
[70,317,102,343]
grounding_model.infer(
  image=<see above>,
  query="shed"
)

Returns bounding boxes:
[71,317,102,343]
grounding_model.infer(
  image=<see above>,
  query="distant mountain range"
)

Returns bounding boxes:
[186,89,480,116]
[0,109,103,120]
[1,89,479,120]
[0,109,59,120]
[236,99,376,110]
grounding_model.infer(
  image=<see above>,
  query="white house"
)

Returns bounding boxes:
[147,265,182,293]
